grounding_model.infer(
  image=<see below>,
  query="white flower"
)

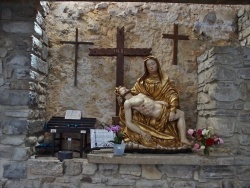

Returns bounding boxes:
[202,129,210,136]
[200,145,205,149]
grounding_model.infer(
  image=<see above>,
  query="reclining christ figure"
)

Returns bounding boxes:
[115,86,191,149]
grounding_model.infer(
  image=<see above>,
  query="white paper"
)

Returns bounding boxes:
[90,129,115,148]
[65,110,81,119]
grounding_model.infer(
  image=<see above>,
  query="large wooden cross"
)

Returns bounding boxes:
[89,27,152,115]
[60,28,94,87]
[162,24,189,65]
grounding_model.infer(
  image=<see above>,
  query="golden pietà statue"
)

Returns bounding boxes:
[115,56,191,150]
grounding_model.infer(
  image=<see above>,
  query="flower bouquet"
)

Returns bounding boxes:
[106,125,124,144]
[187,128,224,156]
[106,125,125,155]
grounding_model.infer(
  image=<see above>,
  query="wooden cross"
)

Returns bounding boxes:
[162,24,189,65]
[60,28,94,87]
[89,27,152,115]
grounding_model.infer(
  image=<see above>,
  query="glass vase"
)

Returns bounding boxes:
[204,146,210,156]
[113,143,126,156]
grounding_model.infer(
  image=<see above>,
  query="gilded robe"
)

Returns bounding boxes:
[119,73,183,148]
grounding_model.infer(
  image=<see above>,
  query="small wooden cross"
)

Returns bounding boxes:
[162,24,189,65]
[60,28,94,87]
[89,27,152,115]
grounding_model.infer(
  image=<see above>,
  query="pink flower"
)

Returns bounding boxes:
[218,138,224,144]
[197,129,203,136]
[193,143,200,150]
[187,129,194,136]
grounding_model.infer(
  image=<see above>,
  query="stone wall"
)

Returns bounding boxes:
[238,5,250,47]
[197,46,250,156]
[1,2,250,188]
[44,2,240,126]
[0,0,49,181]
[2,154,250,188]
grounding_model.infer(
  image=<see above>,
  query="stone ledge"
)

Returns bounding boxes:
[87,151,250,166]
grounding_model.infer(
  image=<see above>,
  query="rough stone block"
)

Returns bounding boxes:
[241,26,250,38]
[0,47,8,58]
[234,101,244,109]
[210,110,238,117]
[196,182,220,188]
[241,182,250,188]
[3,21,34,33]
[198,71,206,85]
[244,102,250,110]
[38,94,46,103]
[243,60,250,66]
[12,6,36,20]
[5,109,29,118]
[28,159,63,176]
[212,46,240,56]
[238,7,245,18]
[3,179,41,188]
[2,119,28,135]
[40,1,50,16]
[197,62,204,74]
[0,135,25,146]
[34,22,42,37]
[42,32,49,45]
[99,164,118,176]
[10,81,30,90]
[208,66,236,82]
[170,181,195,188]
[64,160,82,176]
[15,67,30,79]
[4,53,30,78]
[235,156,250,165]
[204,57,215,70]
[12,147,30,161]
[237,167,250,181]
[242,47,250,61]
[198,101,234,110]
[27,120,45,134]
[28,109,40,119]
[0,146,14,158]
[197,51,208,63]
[239,145,250,156]
[208,82,246,102]
[119,164,141,177]
[0,59,3,75]
[29,91,38,106]
[141,165,162,180]
[207,117,235,137]
[42,45,48,60]
[0,89,29,105]
[106,177,135,186]
[32,35,42,57]
[82,159,97,175]
[242,125,250,135]
[159,165,194,179]
[1,7,12,20]
[136,180,169,188]
[30,70,48,84]
[238,112,250,122]
[36,11,45,28]
[240,38,247,46]
[3,162,27,179]
[31,54,48,74]
[214,54,242,67]
[200,166,235,179]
